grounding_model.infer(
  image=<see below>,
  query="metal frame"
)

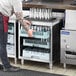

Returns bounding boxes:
[7,19,17,64]
[18,19,60,69]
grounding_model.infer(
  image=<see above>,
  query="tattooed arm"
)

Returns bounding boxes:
[15,12,30,31]
[12,0,33,37]
[15,12,33,37]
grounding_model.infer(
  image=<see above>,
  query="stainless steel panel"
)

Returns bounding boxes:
[61,29,76,66]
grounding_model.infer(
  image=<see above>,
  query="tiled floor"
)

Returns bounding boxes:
[0,59,76,76]
[9,59,76,76]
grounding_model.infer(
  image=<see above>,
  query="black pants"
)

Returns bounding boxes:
[0,15,11,68]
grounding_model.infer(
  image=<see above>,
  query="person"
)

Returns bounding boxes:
[0,0,33,72]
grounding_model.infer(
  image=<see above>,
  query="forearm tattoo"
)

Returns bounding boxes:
[15,12,30,31]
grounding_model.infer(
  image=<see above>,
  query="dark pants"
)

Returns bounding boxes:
[0,14,11,68]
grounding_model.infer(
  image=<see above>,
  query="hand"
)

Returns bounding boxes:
[23,19,31,27]
[27,29,34,37]
[22,19,34,37]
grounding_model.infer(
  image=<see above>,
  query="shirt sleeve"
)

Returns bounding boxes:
[12,0,22,13]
